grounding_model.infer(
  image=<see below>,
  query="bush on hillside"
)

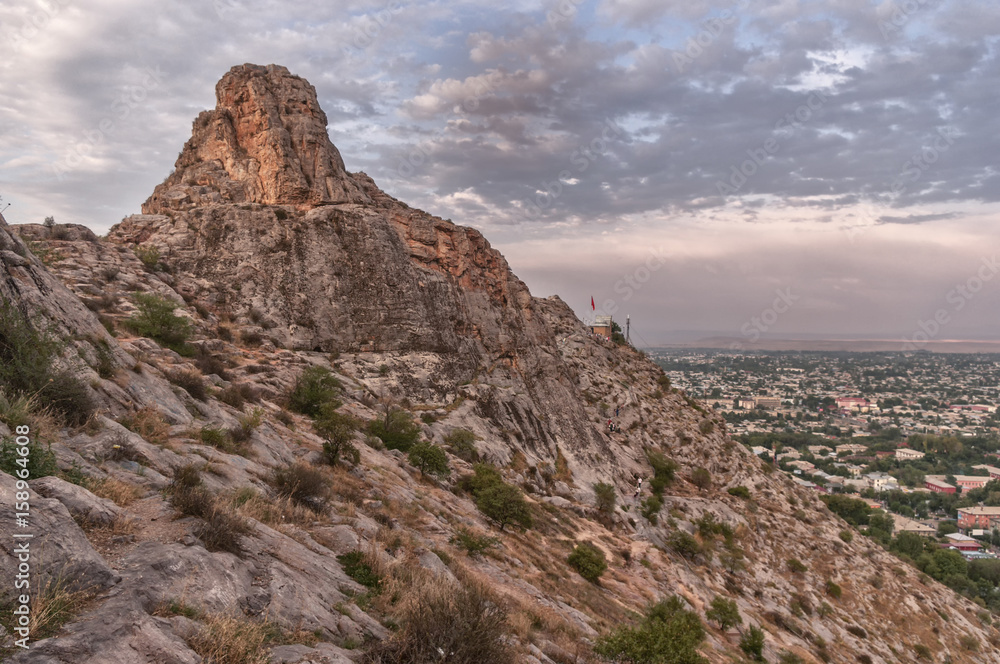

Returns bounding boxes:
[0,299,94,425]
[568,541,608,583]
[368,407,421,452]
[288,366,341,417]
[594,595,706,664]
[126,293,191,352]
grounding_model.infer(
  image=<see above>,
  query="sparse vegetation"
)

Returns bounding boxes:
[443,427,479,462]
[705,595,741,630]
[690,466,711,491]
[727,485,751,499]
[288,366,341,417]
[475,481,532,531]
[368,407,421,452]
[567,541,607,583]
[363,574,513,664]
[196,505,253,554]
[186,612,271,664]
[450,527,500,557]
[595,595,706,664]
[168,368,207,401]
[125,293,192,353]
[0,299,94,425]
[134,244,161,271]
[787,558,808,574]
[337,551,383,590]
[314,403,360,466]
[668,531,702,561]
[740,624,766,661]
[593,481,616,515]
[407,441,450,477]
[270,462,330,511]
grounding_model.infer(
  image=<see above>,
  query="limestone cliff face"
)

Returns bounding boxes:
[109,63,612,487]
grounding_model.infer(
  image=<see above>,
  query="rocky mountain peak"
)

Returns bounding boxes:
[143,63,369,213]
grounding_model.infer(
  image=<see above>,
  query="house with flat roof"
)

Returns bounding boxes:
[895,447,925,461]
[925,478,956,494]
[893,515,935,537]
[958,506,1000,530]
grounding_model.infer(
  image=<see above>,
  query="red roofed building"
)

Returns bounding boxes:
[925,478,956,494]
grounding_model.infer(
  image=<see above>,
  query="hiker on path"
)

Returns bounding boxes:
[633,477,643,501]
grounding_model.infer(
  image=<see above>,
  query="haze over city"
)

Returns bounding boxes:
[2,0,999,343]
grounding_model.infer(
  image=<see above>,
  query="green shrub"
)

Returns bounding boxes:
[913,644,932,660]
[443,428,479,462]
[0,300,94,425]
[698,419,714,435]
[270,462,330,511]
[450,527,500,557]
[288,366,341,417]
[705,596,741,630]
[134,244,161,270]
[668,531,701,560]
[640,494,663,523]
[740,624,766,661]
[593,481,616,515]
[368,407,421,452]
[786,558,808,574]
[475,482,532,531]
[459,463,503,495]
[199,426,228,448]
[838,529,854,543]
[408,441,450,477]
[314,403,360,467]
[595,595,706,664]
[727,485,751,499]
[845,625,867,639]
[646,450,677,495]
[778,652,804,664]
[337,551,382,590]
[825,580,842,599]
[0,437,59,479]
[567,541,607,583]
[690,467,711,491]
[126,293,191,352]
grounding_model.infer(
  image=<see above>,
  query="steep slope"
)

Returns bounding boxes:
[1,65,998,664]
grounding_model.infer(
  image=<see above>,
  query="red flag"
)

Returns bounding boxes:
[591,296,595,311]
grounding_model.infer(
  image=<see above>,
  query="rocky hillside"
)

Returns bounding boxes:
[1,64,997,664]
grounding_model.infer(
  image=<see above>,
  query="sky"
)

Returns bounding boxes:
[2,0,1000,346]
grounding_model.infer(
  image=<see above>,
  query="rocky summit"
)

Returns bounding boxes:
[0,64,997,664]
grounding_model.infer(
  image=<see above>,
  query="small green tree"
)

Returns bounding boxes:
[288,366,341,417]
[368,407,421,452]
[408,441,450,478]
[443,428,478,462]
[593,481,616,515]
[705,596,741,630]
[690,467,711,491]
[727,485,751,499]
[126,293,191,351]
[739,625,765,661]
[475,482,532,531]
[595,596,707,664]
[668,531,701,560]
[568,541,607,583]
[314,403,360,466]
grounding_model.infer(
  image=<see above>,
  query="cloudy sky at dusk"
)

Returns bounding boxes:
[2,0,999,344]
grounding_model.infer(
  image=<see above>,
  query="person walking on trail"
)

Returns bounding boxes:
[633,477,643,501]
[615,405,619,418]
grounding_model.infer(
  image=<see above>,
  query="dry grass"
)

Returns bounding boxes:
[27,575,94,641]
[228,487,316,529]
[119,406,170,447]
[88,476,143,506]
[187,613,271,664]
